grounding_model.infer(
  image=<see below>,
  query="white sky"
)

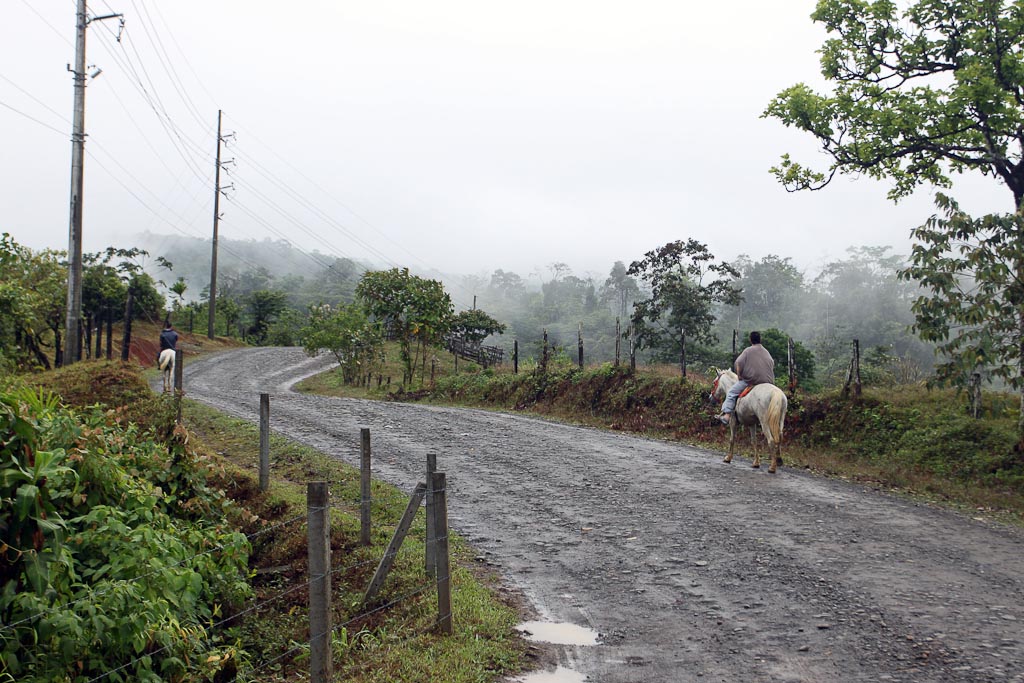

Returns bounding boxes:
[0,0,1011,302]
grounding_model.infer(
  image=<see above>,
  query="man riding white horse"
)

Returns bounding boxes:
[158,321,178,394]
[717,330,774,425]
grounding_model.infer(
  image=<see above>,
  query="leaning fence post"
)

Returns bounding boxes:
[360,428,371,546]
[425,452,437,577]
[259,393,270,491]
[174,349,184,425]
[429,471,453,635]
[307,482,332,683]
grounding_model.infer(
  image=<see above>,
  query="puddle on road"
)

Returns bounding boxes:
[516,621,599,646]
[511,666,588,683]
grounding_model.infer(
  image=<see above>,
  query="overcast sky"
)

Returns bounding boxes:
[1,0,1011,297]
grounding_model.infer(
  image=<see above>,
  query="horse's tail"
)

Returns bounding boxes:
[765,388,786,446]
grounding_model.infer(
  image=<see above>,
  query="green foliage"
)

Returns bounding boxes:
[0,233,65,370]
[302,302,385,383]
[765,0,1024,210]
[628,239,741,360]
[902,196,1024,394]
[0,385,251,682]
[245,289,289,344]
[357,268,454,385]
[450,309,506,344]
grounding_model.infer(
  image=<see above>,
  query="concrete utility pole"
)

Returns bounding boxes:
[208,109,224,339]
[63,2,121,365]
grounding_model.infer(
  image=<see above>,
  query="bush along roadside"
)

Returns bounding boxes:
[3,360,528,683]
[0,385,250,682]
[422,361,1024,513]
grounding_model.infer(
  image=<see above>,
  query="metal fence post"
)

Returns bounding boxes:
[259,394,270,491]
[307,482,332,683]
[360,428,371,546]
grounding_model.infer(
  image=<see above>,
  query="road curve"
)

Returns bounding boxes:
[179,348,1023,683]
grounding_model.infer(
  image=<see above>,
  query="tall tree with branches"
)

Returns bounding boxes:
[765,0,1024,440]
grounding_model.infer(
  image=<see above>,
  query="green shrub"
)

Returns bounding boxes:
[0,386,251,683]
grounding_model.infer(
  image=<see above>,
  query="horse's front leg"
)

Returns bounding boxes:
[749,424,760,469]
[723,419,736,464]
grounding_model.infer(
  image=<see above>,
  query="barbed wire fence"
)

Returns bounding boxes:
[3,366,457,683]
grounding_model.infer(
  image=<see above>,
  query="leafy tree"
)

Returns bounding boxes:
[600,261,641,320]
[765,0,1024,434]
[903,197,1024,392]
[246,289,289,345]
[627,239,740,361]
[0,234,64,369]
[729,255,804,330]
[219,297,243,337]
[488,269,526,300]
[764,0,1024,207]
[356,268,453,385]
[451,309,507,344]
[301,303,384,383]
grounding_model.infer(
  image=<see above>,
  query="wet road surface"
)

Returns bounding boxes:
[178,347,1024,683]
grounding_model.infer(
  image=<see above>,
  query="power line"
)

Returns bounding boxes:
[0,98,66,135]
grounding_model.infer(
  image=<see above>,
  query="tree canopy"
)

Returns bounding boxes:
[627,239,740,361]
[765,0,1024,210]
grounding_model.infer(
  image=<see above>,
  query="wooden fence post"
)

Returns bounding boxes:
[969,372,982,418]
[360,428,371,545]
[680,328,686,378]
[629,323,636,372]
[259,393,270,491]
[853,338,862,397]
[307,482,332,683]
[513,339,519,375]
[578,323,584,369]
[787,337,797,396]
[175,349,184,425]
[542,329,549,370]
[430,471,453,635]
[425,452,437,577]
[732,329,738,365]
[615,317,621,367]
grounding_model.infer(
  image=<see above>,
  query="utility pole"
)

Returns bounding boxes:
[207,110,224,339]
[63,2,121,366]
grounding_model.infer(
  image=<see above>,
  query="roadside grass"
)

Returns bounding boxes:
[182,400,528,682]
[299,344,1024,525]
[21,356,528,682]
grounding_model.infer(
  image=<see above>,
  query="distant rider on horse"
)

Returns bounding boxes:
[717,330,774,425]
[159,321,178,364]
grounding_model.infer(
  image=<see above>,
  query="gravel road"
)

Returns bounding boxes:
[177,347,1024,683]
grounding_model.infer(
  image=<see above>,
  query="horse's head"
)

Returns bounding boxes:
[708,367,734,404]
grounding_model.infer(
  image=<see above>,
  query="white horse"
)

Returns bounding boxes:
[709,368,787,474]
[159,348,175,394]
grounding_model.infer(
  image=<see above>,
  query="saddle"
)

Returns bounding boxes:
[738,385,754,400]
